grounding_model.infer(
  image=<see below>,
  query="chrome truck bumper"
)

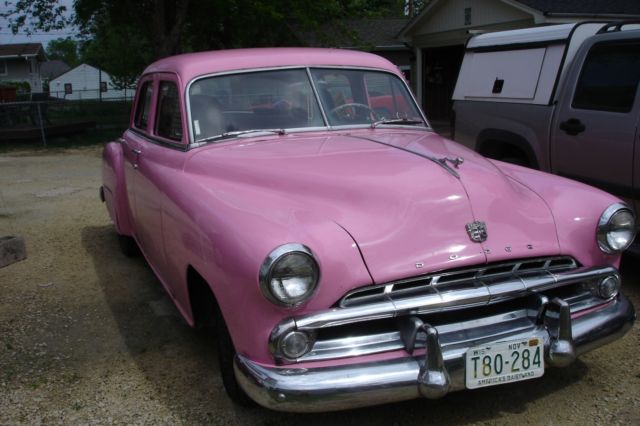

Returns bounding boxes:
[234,294,635,412]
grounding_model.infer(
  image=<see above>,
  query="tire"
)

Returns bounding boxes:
[500,155,530,167]
[214,305,255,407]
[117,234,140,257]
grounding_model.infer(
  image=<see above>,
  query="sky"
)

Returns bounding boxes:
[0,0,77,46]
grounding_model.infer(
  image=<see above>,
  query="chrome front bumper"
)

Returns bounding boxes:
[234,294,634,412]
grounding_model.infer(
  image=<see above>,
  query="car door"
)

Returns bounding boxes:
[551,38,640,201]
[122,76,155,237]
[132,75,188,293]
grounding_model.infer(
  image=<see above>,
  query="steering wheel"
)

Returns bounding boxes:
[328,103,378,122]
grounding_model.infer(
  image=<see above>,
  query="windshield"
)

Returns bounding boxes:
[188,67,423,142]
[309,68,423,126]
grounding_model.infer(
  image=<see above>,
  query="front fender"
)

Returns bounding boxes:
[175,174,373,365]
[493,159,623,268]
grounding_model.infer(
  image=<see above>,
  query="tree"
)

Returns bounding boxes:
[0,0,70,34]
[3,0,410,84]
[46,38,80,67]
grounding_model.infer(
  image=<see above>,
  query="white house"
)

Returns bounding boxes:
[0,43,46,94]
[49,63,134,100]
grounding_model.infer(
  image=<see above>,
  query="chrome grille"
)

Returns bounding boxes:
[339,257,578,308]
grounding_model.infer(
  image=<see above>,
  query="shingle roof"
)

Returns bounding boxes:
[299,18,411,49]
[342,18,411,48]
[516,0,640,15]
[0,43,45,58]
[40,60,71,79]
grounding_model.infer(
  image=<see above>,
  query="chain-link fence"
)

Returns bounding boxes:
[0,99,132,146]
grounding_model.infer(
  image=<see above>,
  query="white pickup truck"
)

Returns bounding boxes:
[452,22,640,213]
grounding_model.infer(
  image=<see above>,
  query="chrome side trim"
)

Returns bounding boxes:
[235,295,634,412]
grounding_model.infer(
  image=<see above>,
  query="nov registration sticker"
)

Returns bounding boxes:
[465,337,544,389]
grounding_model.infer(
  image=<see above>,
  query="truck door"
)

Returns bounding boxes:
[551,39,640,201]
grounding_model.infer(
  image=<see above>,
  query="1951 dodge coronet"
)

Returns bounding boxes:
[100,48,636,412]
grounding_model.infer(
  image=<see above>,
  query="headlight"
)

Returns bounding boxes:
[597,203,636,254]
[259,243,319,307]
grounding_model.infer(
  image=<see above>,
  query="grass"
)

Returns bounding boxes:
[0,128,125,154]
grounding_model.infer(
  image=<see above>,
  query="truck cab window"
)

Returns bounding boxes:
[572,43,640,113]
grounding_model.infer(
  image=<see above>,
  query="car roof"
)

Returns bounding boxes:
[143,47,401,84]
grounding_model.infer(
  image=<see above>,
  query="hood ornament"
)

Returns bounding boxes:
[439,157,464,169]
[466,221,487,243]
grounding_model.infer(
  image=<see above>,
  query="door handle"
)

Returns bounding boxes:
[130,148,141,169]
[559,118,586,136]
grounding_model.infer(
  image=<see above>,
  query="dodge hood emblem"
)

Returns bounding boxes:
[466,221,487,243]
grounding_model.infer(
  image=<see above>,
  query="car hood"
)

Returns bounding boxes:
[186,129,560,284]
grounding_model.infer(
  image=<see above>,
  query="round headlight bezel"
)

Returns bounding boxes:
[597,203,636,254]
[259,243,320,308]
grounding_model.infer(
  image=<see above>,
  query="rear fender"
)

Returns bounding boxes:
[102,140,134,236]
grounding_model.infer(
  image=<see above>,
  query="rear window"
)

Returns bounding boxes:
[572,42,640,113]
[134,81,153,130]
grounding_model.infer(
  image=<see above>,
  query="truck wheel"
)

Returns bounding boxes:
[500,154,530,167]
[215,305,255,407]
[480,142,532,168]
[117,234,140,257]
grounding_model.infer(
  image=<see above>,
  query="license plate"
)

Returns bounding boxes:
[465,337,544,389]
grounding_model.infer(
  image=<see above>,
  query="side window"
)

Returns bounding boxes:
[573,42,640,113]
[155,81,183,141]
[134,81,153,129]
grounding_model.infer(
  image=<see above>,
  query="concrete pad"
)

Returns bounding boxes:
[0,235,27,268]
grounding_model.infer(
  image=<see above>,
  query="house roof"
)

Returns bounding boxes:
[341,18,411,49]
[299,18,411,50]
[0,43,45,60]
[400,0,640,38]
[515,0,640,16]
[40,60,71,79]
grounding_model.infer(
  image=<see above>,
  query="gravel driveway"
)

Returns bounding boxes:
[1,146,639,425]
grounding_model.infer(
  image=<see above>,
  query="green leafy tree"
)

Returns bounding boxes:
[46,38,80,67]
[4,0,410,84]
[0,0,70,34]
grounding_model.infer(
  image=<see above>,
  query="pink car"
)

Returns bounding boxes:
[101,48,635,412]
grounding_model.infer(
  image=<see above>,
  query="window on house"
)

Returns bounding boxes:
[573,42,640,113]
[64,83,72,94]
[155,81,183,141]
[464,8,472,26]
[134,81,153,130]
[100,82,108,93]
[0,60,7,76]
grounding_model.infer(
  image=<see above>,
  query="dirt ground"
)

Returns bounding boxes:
[1,145,639,425]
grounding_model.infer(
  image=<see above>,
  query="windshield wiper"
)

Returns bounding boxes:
[371,118,424,128]
[193,128,286,146]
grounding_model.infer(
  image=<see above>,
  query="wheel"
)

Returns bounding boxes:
[117,234,140,257]
[214,304,255,407]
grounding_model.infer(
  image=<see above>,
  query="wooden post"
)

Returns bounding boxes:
[37,102,47,146]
